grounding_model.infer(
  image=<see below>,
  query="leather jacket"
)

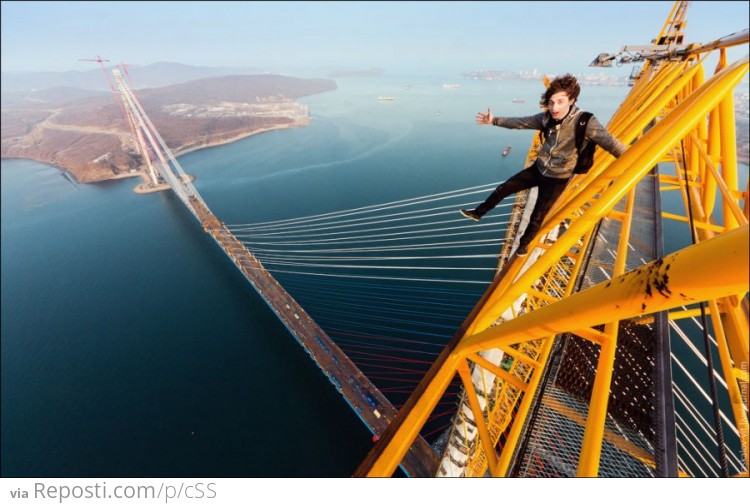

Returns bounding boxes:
[492,105,627,179]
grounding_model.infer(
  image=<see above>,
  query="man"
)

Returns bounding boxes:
[460,74,626,256]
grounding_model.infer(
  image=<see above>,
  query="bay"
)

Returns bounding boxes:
[3,74,673,477]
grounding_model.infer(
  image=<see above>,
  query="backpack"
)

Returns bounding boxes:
[540,111,596,174]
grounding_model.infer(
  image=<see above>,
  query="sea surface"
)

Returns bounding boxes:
[3,74,742,477]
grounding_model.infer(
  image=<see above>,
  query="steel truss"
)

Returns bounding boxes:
[357,1,749,477]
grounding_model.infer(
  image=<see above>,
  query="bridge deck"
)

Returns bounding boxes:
[111,66,438,475]
[187,195,439,477]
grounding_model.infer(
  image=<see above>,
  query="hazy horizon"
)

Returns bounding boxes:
[2,1,748,78]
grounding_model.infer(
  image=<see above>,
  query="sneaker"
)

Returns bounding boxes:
[460,209,481,222]
[516,243,529,257]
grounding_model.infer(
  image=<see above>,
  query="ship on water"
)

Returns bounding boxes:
[502,146,511,157]
[442,83,460,89]
[378,96,396,101]
[512,98,525,104]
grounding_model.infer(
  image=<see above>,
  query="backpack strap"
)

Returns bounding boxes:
[573,112,596,174]
[540,113,551,140]
[575,111,593,151]
[541,111,589,143]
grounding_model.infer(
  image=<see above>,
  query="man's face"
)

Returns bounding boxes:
[547,91,574,120]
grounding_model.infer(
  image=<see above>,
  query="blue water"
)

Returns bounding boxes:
[8,74,711,477]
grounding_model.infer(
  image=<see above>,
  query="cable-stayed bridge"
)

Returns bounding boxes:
[101,1,748,478]
[109,66,440,477]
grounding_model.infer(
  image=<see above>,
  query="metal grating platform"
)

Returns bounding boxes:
[512,168,677,477]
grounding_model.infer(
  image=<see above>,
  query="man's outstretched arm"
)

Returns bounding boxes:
[587,115,627,157]
[490,112,545,130]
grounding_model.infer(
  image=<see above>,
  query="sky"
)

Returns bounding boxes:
[1,1,748,76]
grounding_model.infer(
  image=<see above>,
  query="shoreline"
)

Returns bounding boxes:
[129,120,308,193]
[1,119,310,187]
[171,120,308,158]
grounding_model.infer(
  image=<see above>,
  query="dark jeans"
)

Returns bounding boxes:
[474,166,570,246]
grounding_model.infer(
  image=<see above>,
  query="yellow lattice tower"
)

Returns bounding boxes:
[356,1,748,477]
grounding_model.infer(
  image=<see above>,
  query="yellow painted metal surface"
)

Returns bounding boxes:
[357,1,749,477]
[361,222,748,476]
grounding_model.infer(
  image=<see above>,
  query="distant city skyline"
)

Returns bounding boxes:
[1,1,748,77]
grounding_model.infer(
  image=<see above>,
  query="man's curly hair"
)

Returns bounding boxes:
[540,73,580,107]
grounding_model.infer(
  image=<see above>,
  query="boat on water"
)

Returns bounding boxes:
[378,96,396,101]
[512,98,525,104]
[442,83,460,89]
[502,146,512,157]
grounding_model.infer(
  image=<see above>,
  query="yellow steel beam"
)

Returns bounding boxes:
[358,349,460,476]
[496,344,541,370]
[669,307,709,321]
[578,187,636,476]
[555,59,700,218]
[457,360,499,474]
[359,225,748,476]
[469,56,748,338]
[493,335,556,476]
[466,353,528,392]
[358,38,748,478]
[690,132,748,226]
[717,53,740,231]
[660,212,729,232]
[459,225,747,355]
[707,299,750,464]
[719,295,750,407]
[506,59,693,301]
[571,327,608,346]
[609,60,689,135]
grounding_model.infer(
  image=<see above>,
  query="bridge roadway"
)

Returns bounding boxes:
[186,195,439,477]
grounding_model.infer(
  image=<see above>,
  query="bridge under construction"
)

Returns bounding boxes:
[100,1,748,477]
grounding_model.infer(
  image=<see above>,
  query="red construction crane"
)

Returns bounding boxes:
[78,54,109,65]
[78,54,113,90]
[79,55,134,154]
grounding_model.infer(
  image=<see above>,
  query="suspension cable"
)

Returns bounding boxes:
[680,140,729,477]
[226,182,501,230]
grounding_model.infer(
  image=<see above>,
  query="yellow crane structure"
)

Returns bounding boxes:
[356,1,749,477]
